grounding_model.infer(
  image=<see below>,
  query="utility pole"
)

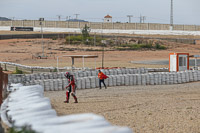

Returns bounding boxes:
[74,14,80,20]
[140,15,146,23]
[57,15,61,21]
[68,16,71,21]
[39,18,44,57]
[127,15,133,23]
[170,0,174,30]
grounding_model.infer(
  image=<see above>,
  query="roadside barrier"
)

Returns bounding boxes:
[1,84,132,133]
[7,69,200,91]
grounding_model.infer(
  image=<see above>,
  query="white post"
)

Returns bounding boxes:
[195,57,197,70]
[82,57,85,69]
[95,58,96,69]
[57,56,59,72]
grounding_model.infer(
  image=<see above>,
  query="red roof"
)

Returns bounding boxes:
[104,15,112,18]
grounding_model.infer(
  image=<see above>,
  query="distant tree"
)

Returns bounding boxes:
[81,24,90,39]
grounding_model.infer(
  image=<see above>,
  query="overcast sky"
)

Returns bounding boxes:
[0,0,199,25]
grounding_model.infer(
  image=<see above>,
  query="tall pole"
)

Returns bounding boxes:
[39,18,44,57]
[57,15,61,21]
[40,22,44,57]
[170,0,173,30]
[74,14,80,20]
[127,15,133,23]
[102,46,104,69]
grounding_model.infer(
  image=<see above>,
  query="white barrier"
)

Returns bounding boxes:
[1,84,132,133]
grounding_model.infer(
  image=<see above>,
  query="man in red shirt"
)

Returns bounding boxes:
[64,72,78,103]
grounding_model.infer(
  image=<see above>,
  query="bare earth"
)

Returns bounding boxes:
[1,33,200,132]
[44,82,200,133]
[0,35,200,69]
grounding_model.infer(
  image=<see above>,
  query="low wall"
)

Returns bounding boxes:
[0,20,200,31]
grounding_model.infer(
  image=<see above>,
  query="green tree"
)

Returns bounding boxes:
[81,24,90,39]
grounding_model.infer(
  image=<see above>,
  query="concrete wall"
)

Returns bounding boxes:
[1,20,200,31]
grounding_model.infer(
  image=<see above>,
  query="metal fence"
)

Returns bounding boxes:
[0,67,8,105]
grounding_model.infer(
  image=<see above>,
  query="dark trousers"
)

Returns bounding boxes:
[99,79,106,89]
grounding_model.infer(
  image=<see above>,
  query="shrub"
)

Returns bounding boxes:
[8,125,37,133]
[52,36,57,40]
[12,67,23,74]
[66,35,83,44]
[53,67,58,72]
[155,43,167,50]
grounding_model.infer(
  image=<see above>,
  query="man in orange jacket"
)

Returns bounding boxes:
[98,70,108,89]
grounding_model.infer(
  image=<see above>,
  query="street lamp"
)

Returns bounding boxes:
[39,18,44,57]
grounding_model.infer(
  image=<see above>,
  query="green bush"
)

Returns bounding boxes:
[66,35,83,44]
[52,36,57,40]
[12,67,23,74]
[116,43,166,50]
[53,67,58,72]
[155,43,167,50]
[8,126,37,133]
[66,35,105,46]
[140,44,153,49]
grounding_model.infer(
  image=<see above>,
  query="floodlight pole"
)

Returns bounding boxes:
[170,0,173,30]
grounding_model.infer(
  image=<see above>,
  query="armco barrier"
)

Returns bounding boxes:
[1,84,132,133]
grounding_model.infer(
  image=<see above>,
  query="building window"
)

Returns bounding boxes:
[179,57,186,66]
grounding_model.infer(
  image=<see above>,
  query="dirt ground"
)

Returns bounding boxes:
[0,34,200,69]
[1,33,200,132]
[44,82,200,133]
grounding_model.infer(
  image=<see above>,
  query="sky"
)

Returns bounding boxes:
[0,0,199,25]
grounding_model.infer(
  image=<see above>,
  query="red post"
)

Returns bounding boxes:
[0,67,3,105]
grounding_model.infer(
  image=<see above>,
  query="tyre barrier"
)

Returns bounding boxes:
[8,68,168,84]
[1,84,132,133]
[0,61,73,73]
[10,70,200,91]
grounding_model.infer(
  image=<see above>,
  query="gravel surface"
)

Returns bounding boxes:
[44,82,200,133]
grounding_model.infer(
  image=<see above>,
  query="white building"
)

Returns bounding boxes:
[104,15,112,23]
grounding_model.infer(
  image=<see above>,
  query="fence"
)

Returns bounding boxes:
[0,20,200,31]
[0,67,8,105]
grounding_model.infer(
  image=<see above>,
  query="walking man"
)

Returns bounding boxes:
[64,72,78,103]
[98,70,108,89]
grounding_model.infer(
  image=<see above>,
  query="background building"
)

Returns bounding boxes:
[104,15,112,23]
